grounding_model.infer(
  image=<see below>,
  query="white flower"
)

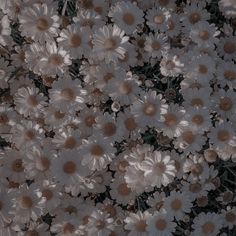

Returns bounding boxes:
[191,212,223,236]
[147,209,176,236]
[80,135,116,171]
[109,1,144,35]
[124,211,151,236]
[57,23,91,59]
[92,24,129,63]
[140,151,176,188]
[18,3,59,43]
[163,191,192,221]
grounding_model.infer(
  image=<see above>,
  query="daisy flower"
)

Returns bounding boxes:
[140,151,176,188]
[109,1,144,35]
[94,63,126,91]
[57,23,91,59]
[14,85,47,118]
[51,149,87,187]
[52,127,82,150]
[110,174,135,205]
[24,42,72,77]
[144,33,169,60]
[217,36,236,61]
[216,60,236,89]
[165,13,182,37]
[80,134,116,171]
[17,221,50,236]
[24,142,55,181]
[124,211,151,236]
[49,77,87,113]
[184,107,211,133]
[159,103,188,138]
[182,88,212,108]
[174,128,207,155]
[211,89,236,120]
[163,191,192,221]
[124,165,150,194]
[180,2,210,31]
[147,209,176,236]
[189,21,220,48]
[92,24,129,63]
[11,120,44,150]
[183,154,210,182]
[130,91,168,128]
[207,121,236,150]
[191,212,223,236]
[85,209,114,236]
[10,184,43,223]
[94,112,124,142]
[104,74,141,106]
[222,207,236,229]
[145,7,168,32]
[18,3,59,43]
[147,192,166,213]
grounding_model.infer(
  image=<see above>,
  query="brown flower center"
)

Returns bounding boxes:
[91,144,104,157]
[96,220,106,230]
[42,189,53,200]
[143,102,157,116]
[118,160,129,172]
[164,113,177,127]
[81,0,93,9]
[219,97,233,111]
[12,159,24,172]
[27,95,38,107]
[192,114,204,125]
[26,230,39,236]
[103,72,113,82]
[155,219,167,231]
[104,38,117,50]
[159,0,170,6]
[182,131,195,144]
[217,130,230,142]
[191,98,203,107]
[198,64,208,74]
[21,196,33,209]
[117,183,131,196]
[0,114,9,124]
[36,18,49,31]
[202,222,215,235]
[171,199,182,211]
[123,12,135,25]
[84,115,96,127]
[154,15,165,24]
[48,54,63,66]
[191,163,203,176]
[119,82,132,94]
[70,34,82,48]
[102,122,116,137]
[63,223,75,234]
[61,88,75,101]
[224,70,236,81]
[136,220,147,232]
[54,110,65,119]
[154,162,166,174]
[25,130,35,140]
[64,137,77,149]
[124,117,137,131]
[39,157,50,171]
[189,12,201,24]
[199,31,210,40]
[225,212,236,223]
[152,41,161,50]
[189,183,201,193]
[63,161,77,174]
[224,41,236,54]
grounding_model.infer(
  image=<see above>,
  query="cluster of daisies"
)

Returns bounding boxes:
[0,0,236,235]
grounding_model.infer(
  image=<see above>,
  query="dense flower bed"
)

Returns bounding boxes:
[0,0,236,235]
